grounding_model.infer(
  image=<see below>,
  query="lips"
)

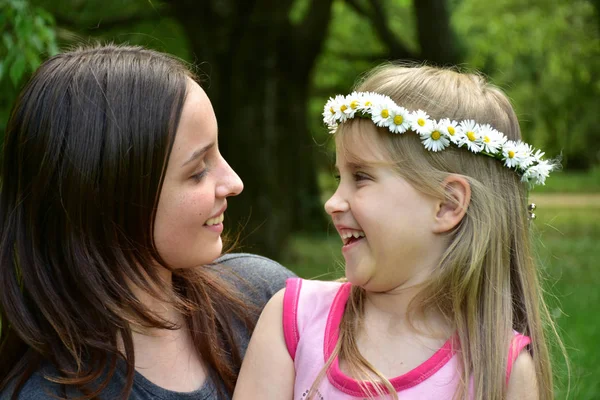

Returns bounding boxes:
[335,226,366,245]
[205,213,224,226]
[204,204,227,226]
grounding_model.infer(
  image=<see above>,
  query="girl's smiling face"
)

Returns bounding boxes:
[153,79,243,269]
[325,125,445,292]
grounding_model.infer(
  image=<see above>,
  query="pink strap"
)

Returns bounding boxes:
[282,278,302,360]
[506,333,531,384]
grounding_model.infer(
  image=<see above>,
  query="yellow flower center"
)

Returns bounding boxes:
[418,118,426,127]
[393,115,403,125]
[381,109,389,118]
[365,101,372,107]
[508,150,515,159]
[350,100,359,110]
[484,136,490,143]
[340,105,348,112]
[447,126,455,135]
[467,131,477,141]
[431,131,441,140]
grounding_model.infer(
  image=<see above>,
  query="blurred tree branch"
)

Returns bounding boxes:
[414,0,460,64]
[292,0,336,71]
[53,3,169,33]
[343,0,459,64]
[343,0,416,61]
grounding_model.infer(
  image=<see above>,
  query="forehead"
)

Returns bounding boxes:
[335,120,391,165]
[169,79,217,163]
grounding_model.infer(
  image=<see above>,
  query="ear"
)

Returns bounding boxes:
[432,175,471,234]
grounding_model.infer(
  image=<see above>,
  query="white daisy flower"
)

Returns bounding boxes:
[420,122,450,152]
[457,120,483,152]
[522,159,554,185]
[325,94,348,123]
[439,118,461,145]
[358,92,384,111]
[388,105,412,134]
[410,110,434,135]
[502,140,526,169]
[533,148,546,162]
[479,124,507,154]
[371,98,394,127]
[334,95,353,121]
[322,97,339,126]
[355,92,370,109]
[327,123,339,134]
[516,142,536,169]
[344,92,363,118]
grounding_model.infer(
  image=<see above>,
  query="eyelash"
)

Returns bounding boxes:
[333,172,369,183]
[191,169,207,182]
[353,172,369,181]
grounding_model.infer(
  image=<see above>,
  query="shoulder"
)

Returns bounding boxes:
[212,253,296,307]
[506,351,538,399]
[1,366,64,399]
[216,252,295,280]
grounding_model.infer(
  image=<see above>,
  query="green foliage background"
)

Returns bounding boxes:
[2,0,599,170]
[0,0,58,132]
[309,0,600,170]
[1,0,599,397]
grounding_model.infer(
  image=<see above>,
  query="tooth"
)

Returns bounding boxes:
[359,232,365,237]
[352,232,359,238]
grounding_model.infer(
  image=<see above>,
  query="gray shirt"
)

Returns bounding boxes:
[1,253,295,400]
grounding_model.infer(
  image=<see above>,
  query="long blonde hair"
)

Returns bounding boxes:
[309,64,565,399]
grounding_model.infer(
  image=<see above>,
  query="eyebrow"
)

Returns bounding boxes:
[181,142,216,167]
[334,161,374,172]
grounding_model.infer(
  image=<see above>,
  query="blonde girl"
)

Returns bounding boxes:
[233,64,563,399]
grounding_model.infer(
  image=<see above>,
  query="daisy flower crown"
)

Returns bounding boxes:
[323,92,557,187]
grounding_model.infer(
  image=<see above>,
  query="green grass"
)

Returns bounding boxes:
[534,207,600,399]
[282,206,600,399]
[534,167,600,193]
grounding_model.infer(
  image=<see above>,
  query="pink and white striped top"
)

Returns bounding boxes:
[282,278,531,400]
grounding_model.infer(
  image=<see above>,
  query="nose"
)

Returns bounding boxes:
[324,186,349,216]
[216,156,244,198]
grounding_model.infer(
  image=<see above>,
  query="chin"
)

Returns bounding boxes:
[165,242,224,270]
[344,262,373,288]
[203,239,224,265]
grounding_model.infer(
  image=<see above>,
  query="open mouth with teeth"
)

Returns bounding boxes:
[341,230,365,246]
[205,213,224,226]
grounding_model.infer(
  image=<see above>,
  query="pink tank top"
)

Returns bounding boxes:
[282,278,531,399]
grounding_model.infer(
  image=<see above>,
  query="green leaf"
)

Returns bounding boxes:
[25,48,40,71]
[9,55,26,86]
[2,32,15,49]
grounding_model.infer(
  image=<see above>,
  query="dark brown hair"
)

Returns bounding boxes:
[0,44,254,399]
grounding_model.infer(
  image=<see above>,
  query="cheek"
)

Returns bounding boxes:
[153,187,214,261]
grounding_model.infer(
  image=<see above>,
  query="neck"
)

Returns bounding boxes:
[363,247,451,338]
[119,265,186,351]
[116,265,207,392]
[364,291,450,337]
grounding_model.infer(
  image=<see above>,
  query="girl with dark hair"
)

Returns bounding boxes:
[0,44,294,399]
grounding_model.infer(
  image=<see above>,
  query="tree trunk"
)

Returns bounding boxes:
[169,0,332,258]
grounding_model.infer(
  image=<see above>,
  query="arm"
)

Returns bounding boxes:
[506,351,538,400]
[233,289,295,400]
